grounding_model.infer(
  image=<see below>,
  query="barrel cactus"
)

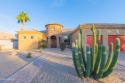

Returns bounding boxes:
[72,25,120,80]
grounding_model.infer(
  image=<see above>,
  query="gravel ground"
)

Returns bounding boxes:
[31,48,125,83]
[0,49,43,82]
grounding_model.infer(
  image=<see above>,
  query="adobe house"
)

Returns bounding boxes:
[45,23,125,51]
[17,30,46,50]
[16,23,125,51]
[45,23,74,48]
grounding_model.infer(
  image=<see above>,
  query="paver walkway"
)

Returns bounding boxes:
[31,49,125,83]
[1,48,125,83]
[31,49,84,83]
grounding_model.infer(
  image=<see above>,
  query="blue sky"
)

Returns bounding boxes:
[0,0,125,34]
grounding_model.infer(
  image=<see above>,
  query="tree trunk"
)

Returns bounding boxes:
[21,20,25,30]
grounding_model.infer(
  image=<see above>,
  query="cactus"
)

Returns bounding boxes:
[90,47,93,73]
[77,33,85,72]
[95,45,106,79]
[78,33,82,50]
[97,29,101,44]
[102,38,120,78]
[72,24,120,80]
[72,43,78,73]
[73,44,84,77]
[91,24,97,72]
[94,44,102,75]
[85,46,91,77]
[104,43,113,72]
[80,27,86,69]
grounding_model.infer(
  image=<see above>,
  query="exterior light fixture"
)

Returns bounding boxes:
[105,36,108,39]
[83,36,85,39]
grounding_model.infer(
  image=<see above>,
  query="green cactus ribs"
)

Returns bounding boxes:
[72,24,120,80]
[102,38,120,78]
[85,46,91,78]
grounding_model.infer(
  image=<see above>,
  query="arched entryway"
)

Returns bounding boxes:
[50,35,57,48]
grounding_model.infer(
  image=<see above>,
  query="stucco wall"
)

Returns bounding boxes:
[17,30,44,50]
[46,23,74,48]
[46,24,63,37]
[46,23,63,48]
[71,28,125,51]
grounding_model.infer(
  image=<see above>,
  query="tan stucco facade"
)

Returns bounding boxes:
[45,23,73,48]
[17,30,46,50]
[16,23,125,51]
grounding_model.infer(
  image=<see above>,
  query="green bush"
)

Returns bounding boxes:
[40,40,47,49]
[26,52,32,58]
[60,42,66,51]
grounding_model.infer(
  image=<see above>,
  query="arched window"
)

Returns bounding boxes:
[64,36,70,45]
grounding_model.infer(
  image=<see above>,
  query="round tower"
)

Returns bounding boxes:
[45,23,63,48]
[45,23,63,37]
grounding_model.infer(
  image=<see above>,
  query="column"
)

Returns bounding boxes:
[56,35,59,48]
[48,36,51,48]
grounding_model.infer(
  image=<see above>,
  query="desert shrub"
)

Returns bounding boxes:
[26,52,32,58]
[60,42,66,51]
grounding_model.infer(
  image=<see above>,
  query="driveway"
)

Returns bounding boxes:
[31,49,125,83]
[1,49,125,83]
[0,51,27,81]
[0,49,43,82]
[118,52,125,66]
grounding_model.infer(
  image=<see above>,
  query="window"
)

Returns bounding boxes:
[64,36,70,45]
[23,36,26,39]
[31,36,34,39]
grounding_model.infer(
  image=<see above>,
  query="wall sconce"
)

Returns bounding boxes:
[83,36,85,39]
[105,36,108,39]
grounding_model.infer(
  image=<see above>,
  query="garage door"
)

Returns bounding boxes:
[108,35,125,51]
[0,39,18,49]
[87,35,103,47]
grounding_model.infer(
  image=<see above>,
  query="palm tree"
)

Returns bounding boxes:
[16,11,30,30]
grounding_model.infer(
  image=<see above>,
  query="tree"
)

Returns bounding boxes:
[16,11,30,30]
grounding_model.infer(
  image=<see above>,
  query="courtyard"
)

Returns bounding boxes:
[0,48,125,83]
